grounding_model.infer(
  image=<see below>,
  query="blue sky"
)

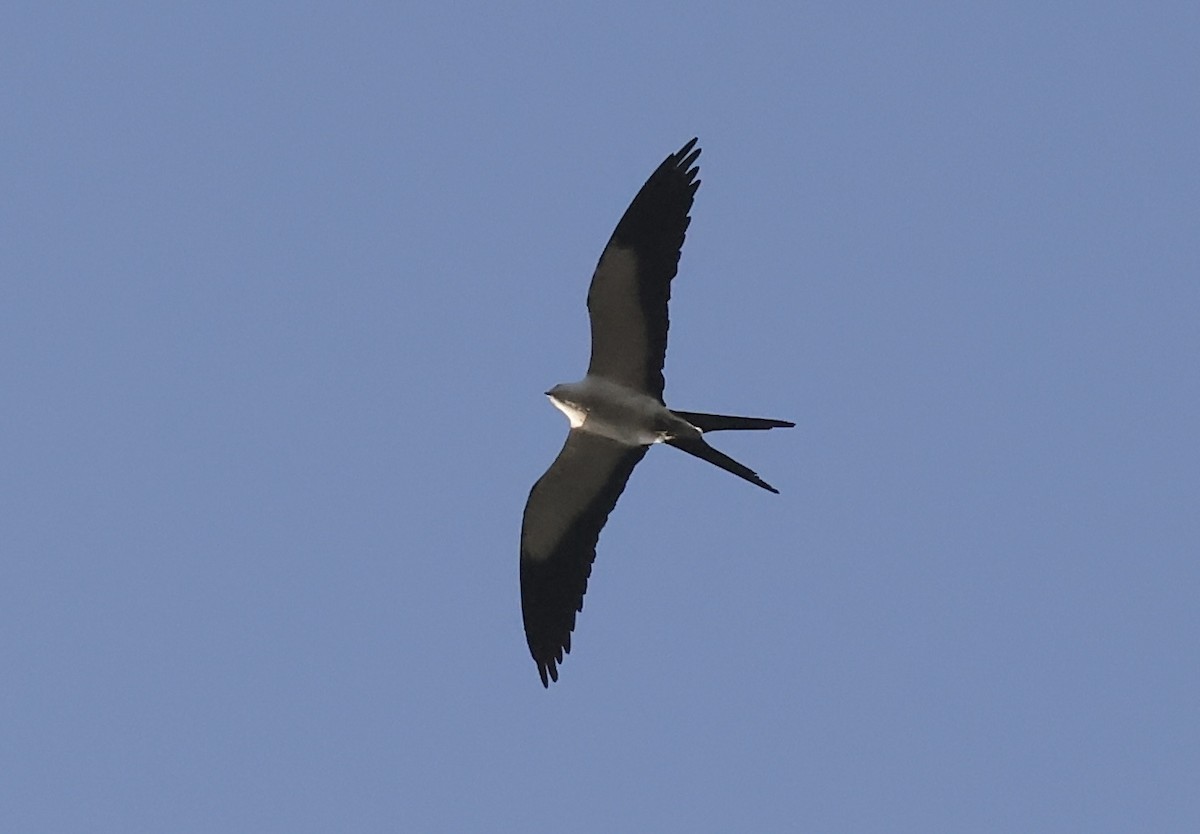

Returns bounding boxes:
[2,3,1197,831]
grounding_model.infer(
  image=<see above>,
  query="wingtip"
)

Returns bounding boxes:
[674,138,701,173]
[537,659,558,688]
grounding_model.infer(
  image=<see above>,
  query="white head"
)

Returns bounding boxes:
[545,384,587,428]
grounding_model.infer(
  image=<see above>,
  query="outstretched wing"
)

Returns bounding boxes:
[585,139,701,402]
[520,430,647,686]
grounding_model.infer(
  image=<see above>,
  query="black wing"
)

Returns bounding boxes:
[520,430,647,686]
[585,139,701,402]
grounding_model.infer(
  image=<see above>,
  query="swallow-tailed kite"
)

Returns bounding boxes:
[520,138,794,687]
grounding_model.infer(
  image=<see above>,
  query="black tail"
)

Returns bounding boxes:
[665,435,782,494]
[672,410,795,433]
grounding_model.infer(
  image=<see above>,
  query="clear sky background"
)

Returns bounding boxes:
[3,3,1197,832]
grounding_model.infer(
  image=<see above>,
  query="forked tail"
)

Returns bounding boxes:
[672,410,795,433]
[666,410,793,493]
[665,436,781,493]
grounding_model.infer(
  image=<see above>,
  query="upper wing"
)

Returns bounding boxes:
[585,139,701,402]
[520,430,647,687]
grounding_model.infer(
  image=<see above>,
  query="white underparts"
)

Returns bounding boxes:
[548,395,587,429]
[547,376,698,448]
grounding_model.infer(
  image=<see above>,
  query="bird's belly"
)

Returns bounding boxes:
[577,411,663,447]
[550,376,682,447]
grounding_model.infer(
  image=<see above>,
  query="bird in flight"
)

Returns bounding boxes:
[520,138,794,687]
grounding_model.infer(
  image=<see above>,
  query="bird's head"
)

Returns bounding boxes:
[545,383,587,428]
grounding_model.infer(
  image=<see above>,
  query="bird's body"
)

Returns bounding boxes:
[546,377,691,446]
[520,139,793,686]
